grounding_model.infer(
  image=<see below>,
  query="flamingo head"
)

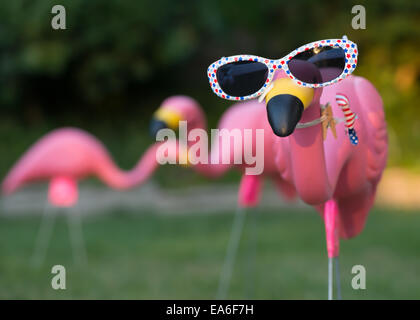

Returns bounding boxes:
[149,95,205,138]
[264,69,323,137]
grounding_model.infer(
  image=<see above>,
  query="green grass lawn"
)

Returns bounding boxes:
[0,207,419,299]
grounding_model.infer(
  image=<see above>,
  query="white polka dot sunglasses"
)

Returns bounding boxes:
[207,36,358,101]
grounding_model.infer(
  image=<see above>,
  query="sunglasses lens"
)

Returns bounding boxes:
[288,46,345,84]
[216,61,268,97]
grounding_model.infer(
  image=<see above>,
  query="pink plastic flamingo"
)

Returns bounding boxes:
[149,96,297,204]
[148,95,298,298]
[2,128,162,198]
[2,128,162,264]
[257,70,388,299]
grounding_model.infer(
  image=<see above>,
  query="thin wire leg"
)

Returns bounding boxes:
[216,206,247,300]
[0,198,4,217]
[334,256,342,300]
[245,208,257,299]
[31,203,56,267]
[328,257,333,300]
[67,205,87,266]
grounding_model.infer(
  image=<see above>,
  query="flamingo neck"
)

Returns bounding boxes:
[98,107,231,188]
[120,106,210,187]
[161,110,230,178]
[186,118,233,178]
[97,143,162,190]
[287,100,333,205]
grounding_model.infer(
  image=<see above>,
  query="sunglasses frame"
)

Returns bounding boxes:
[207,37,358,101]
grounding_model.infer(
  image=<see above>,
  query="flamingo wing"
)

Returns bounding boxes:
[354,76,388,185]
[337,76,388,239]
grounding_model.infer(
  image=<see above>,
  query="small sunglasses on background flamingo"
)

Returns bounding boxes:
[207,35,358,101]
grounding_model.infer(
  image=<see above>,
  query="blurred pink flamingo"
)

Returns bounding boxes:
[149,95,298,298]
[2,127,162,199]
[2,127,162,265]
[149,95,297,204]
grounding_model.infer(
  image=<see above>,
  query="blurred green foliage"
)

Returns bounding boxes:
[0,0,419,176]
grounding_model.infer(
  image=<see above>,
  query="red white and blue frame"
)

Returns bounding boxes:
[207,36,358,101]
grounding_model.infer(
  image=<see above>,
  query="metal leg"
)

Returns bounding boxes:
[328,257,333,300]
[216,206,247,300]
[31,203,56,267]
[328,256,342,300]
[67,205,87,266]
[244,207,257,299]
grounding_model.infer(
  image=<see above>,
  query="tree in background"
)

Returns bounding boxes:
[0,0,418,170]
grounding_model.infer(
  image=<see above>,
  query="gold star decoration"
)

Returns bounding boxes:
[321,103,337,140]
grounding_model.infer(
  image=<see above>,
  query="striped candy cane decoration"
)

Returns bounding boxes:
[336,93,359,145]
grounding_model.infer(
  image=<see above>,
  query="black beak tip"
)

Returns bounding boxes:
[149,119,168,138]
[272,125,295,137]
[267,94,304,137]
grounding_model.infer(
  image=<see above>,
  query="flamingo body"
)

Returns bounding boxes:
[2,127,161,199]
[3,128,108,195]
[272,74,387,241]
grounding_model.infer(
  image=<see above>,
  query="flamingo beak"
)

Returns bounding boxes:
[265,78,314,137]
[150,107,182,138]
